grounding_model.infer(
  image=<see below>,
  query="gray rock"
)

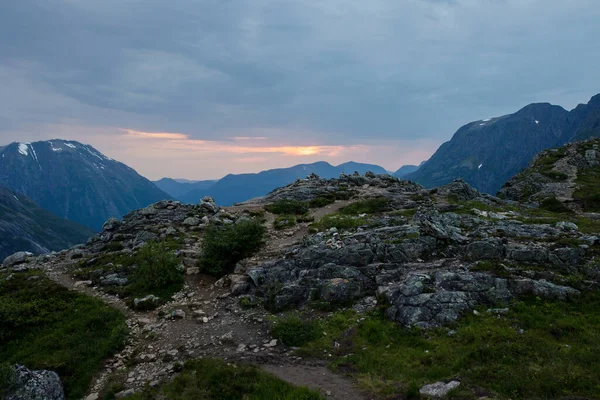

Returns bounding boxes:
[100,274,128,286]
[466,238,505,260]
[199,196,220,213]
[183,217,200,226]
[171,309,186,319]
[102,218,122,232]
[5,364,65,400]
[556,221,578,231]
[133,295,160,309]
[3,252,33,268]
[419,380,460,399]
[115,389,135,398]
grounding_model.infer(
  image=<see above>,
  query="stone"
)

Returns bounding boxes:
[171,309,186,319]
[183,217,200,226]
[556,221,578,231]
[466,238,505,260]
[74,280,93,287]
[5,364,65,400]
[85,394,99,400]
[115,389,135,398]
[102,218,122,232]
[186,267,200,275]
[199,196,220,213]
[3,251,33,268]
[264,339,278,348]
[419,380,461,399]
[133,295,160,310]
[100,274,128,286]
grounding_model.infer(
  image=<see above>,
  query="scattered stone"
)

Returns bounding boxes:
[3,251,33,268]
[170,309,186,319]
[419,380,461,399]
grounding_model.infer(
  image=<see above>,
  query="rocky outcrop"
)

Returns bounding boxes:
[4,365,65,400]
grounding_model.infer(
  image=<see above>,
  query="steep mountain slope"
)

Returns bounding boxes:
[407,94,600,194]
[153,178,216,199]
[0,186,95,260]
[179,161,389,205]
[0,140,170,230]
[499,138,600,212]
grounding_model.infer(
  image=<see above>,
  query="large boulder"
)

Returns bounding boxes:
[4,364,65,400]
[3,252,33,268]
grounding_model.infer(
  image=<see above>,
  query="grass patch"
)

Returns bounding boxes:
[271,314,323,347]
[129,358,323,400]
[274,215,297,230]
[311,214,367,231]
[199,219,267,276]
[265,200,309,215]
[339,197,390,215]
[296,293,600,399]
[0,271,128,399]
[540,197,572,214]
[573,164,600,212]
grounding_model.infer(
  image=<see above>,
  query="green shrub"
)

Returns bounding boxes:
[0,272,128,399]
[0,363,15,398]
[265,200,309,215]
[130,242,183,295]
[129,358,323,400]
[271,314,322,347]
[540,197,572,214]
[274,215,296,230]
[339,197,390,215]
[200,219,267,276]
[542,171,569,181]
[308,196,336,208]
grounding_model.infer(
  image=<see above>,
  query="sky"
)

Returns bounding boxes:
[1,0,599,180]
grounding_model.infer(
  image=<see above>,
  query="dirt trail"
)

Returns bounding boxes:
[42,202,368,400]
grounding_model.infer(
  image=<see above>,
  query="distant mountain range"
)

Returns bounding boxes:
[407,93,600,194]
[156,161,389,205]
[0,140,170,230]
[0,186,95,260]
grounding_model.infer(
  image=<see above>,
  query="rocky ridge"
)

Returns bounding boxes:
[2,171,600,398]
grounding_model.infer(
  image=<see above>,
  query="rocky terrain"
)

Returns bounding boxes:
[499,138,600,211]
[2,168,600,399]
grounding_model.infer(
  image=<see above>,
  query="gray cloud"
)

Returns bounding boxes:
[1,0,599,147]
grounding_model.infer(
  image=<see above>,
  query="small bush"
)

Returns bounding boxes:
[200,219,267,276]
[540,197,572,214]
[308,196,336,208]
[274,215,296,230]
[271,315,322,347]
[0,363,15,398]
[339,197,390,215]
[265,200,309,215]
[542,171,569,181]
[312,214,367,231]
[130,242,184,296]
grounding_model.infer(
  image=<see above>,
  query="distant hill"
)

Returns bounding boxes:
[178,161,389,205]
[153,178,217,199]
[0,186,95,260]
[0,140,170,230]
[394,161,426,178]
[407,94,600,194]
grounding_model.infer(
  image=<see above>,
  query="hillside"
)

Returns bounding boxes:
[179,161,388,205]
[499,138,600,213]
[0,186,95,260]
[0,140,170,230]
[153,178,217,199]
[407,94,600,194]
[4,170,600,399]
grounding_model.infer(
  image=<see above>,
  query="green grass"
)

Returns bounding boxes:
[573,164,600,212]
[339,197,390,215]
[296,293,600,399]
[0,271,128,399]
[311,214,367,231]
[539,197,572,213]
[274,215,297,230]
[265,200,309,215]
[199,219,267,276]
[129,358,323,400]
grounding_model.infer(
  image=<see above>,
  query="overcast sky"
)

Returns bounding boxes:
[1,0,599,179]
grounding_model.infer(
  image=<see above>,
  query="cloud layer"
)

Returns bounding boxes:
[1,0,599,178]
